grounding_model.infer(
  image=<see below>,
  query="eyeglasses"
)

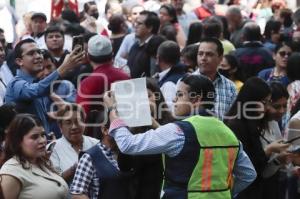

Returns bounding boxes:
[278,51,291,57]
[21,49,43,57]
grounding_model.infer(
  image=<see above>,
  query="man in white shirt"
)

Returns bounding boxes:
[156,40,185,111]
[49,103,98,184]
[0,41,13,106]
[21,12,48,49]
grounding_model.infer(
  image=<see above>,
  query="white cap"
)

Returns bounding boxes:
[88,35,112,57]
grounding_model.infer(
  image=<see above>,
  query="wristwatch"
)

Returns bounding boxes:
[107,106,117,115]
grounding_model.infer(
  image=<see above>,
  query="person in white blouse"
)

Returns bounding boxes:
[156,40,185,112]
[49,103,98,184]
[0,41,13,106]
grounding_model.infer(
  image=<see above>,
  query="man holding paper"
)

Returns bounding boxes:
[104,74,257,199]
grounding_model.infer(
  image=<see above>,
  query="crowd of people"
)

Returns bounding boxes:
[1,0,300,198]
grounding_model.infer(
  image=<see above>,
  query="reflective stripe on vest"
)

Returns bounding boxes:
[184,116,240,199]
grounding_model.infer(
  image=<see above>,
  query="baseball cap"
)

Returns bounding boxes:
[88,35,112,57]
[31,12,47,21]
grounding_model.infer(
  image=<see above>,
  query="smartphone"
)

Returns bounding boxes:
[46,141,56,152]
[72,35,84,52]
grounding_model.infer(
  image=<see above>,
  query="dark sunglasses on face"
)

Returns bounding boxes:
[278,51,291,57]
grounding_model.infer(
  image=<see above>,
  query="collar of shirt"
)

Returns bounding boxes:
[93,63,112,72]
[192,69,221,83]
[138,35,153,47]
[16,69,37,83]
[31,32,44,38]
[158,67,171,81]
[202,4,215,14]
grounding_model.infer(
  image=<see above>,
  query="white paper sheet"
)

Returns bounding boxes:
[111,78,152,127]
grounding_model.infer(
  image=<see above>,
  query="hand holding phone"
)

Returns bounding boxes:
[72,35,84,52]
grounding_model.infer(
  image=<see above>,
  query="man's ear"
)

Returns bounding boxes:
[15,58,23,67]
[191,94,202,108]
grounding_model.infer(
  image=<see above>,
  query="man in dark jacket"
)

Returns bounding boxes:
[233,22,274,81]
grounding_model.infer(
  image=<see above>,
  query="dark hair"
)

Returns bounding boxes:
[202,16,223,39]
[41,49,55,63]
[187,22,203,45]
[140,10,160,34]
[215,15,230,40]
[274,41,292,53]
[159,23,177,42]
[83,32,97,43]
[145,35,166,57]
[159,4,178,24]
[287,52,300,81]
[181,44,199,70]
[1,114,55,172]
[157,40,180,65]
[180,75,216,110]
[226,77,270,120]
[0,28,3,33]
[65,24,86,36]
[130,78,174,134]
[280,8,293,28]
[243,23,262,41]
[108,14,126,34]
[44,26,64,41]
[264,20,282,40]
[14,39,36,58]
[56,103,86,124]
[61,9,80,23]
[224,54,243,81]
[0,103,17,143]
[200,37,224,56]
[84,1,97,13]
[269,82,289,102]
[146,78,174,124]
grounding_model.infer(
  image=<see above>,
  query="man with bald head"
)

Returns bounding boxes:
[226,5,251,48]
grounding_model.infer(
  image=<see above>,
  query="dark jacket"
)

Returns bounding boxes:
[234,42,274,81]
[226,119,268,199]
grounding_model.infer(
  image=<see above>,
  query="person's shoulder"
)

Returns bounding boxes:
[258,68,272,77]
[109,67,130,78]
[83,135,99,146]
[49,138,66,151]
[0,157,24,174]
[220,75,236,87]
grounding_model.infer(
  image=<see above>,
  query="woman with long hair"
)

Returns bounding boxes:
[225,77,290,199]
[0,114,68,199]
[158,4,186,48]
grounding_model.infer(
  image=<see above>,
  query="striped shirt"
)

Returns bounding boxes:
[70,143,118,199]
[193,71,237,120]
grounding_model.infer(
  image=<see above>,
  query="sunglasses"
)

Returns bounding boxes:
[278,51,291,57]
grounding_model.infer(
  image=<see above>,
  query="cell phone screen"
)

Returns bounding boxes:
[72,35,84,51]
